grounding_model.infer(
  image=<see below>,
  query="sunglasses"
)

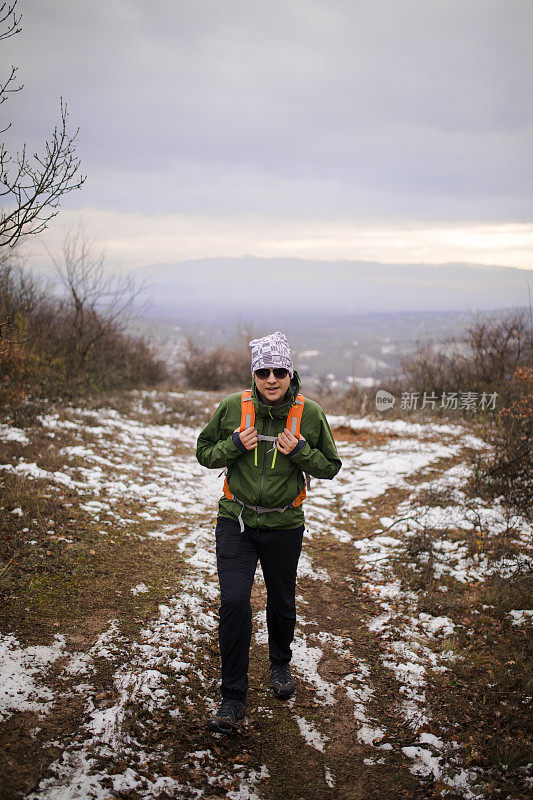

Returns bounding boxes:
[254,368,289,380]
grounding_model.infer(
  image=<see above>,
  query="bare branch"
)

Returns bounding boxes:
[0,311,28,345]
[51,225,146,377]
[0,99,86,248]
[0,3,84,250]
[0,1,22,41]
[0,64,22,108]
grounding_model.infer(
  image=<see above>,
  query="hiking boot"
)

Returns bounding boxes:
[271,663,295,699]
[207,698,246,733]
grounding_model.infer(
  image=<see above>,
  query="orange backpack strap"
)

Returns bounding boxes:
[285,394,305,438]
[240,388,255,431]
[222,475,232,499]
[293,484,307,507]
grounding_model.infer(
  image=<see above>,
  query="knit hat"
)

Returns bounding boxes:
[249,331,294,378]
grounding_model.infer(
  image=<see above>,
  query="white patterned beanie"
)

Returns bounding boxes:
[249,331,294,378]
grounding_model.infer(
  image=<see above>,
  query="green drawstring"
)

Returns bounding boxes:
[268,408,276,468]
[254,447,257,466]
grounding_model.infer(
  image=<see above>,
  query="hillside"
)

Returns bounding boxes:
[135,258,529,317]
[0,392,531,800]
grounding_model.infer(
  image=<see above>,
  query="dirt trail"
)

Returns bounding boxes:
[0,396,531,800]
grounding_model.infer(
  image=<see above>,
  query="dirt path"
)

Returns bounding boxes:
[0,394,531,799]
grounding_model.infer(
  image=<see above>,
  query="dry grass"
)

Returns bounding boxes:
[1,389,531,800]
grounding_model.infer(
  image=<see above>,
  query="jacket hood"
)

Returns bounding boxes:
[251,369,302,419]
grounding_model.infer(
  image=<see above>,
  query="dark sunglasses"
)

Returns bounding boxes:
[254,367,289,380]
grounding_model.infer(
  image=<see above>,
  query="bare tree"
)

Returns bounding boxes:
[52,226,146,378]
[0,1,85,251]
[396,307,532,404]
[182,324,254,391]
[465,309,531,385]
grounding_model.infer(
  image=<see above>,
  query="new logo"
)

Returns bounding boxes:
[375,389,395,411]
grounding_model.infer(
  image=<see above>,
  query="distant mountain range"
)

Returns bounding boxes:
[135,257,530,319]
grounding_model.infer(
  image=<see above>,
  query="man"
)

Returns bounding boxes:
[196,331,342,733]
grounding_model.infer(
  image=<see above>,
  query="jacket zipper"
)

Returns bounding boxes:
[257,414,272,526]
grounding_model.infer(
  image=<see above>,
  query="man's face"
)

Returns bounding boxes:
[254,368,291,405]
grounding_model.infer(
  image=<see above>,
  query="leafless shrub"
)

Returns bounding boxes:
[50,226,147,380]
[467,366,532,522]
[410,484,459,509]
[138,391,215,427]
[405,527,435,562]
[396,308,532,410]
[0,255,167,421]
[340,383,373,416]
[182,331,251,391]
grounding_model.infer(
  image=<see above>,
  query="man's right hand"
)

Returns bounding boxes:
[235,426,258,450]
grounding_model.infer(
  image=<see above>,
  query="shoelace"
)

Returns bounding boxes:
[218,699,243,718]
[272,664,291,683]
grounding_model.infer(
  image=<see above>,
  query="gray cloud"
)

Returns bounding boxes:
[2,0,532,220]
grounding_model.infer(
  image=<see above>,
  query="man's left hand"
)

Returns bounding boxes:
[276,428,305,454]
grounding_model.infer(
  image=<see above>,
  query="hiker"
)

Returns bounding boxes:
[196,331,342,733]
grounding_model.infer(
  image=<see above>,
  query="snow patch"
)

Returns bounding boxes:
[0,634,66,721]
[295,715,329,752]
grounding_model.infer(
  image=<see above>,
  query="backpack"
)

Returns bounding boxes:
[222,389,310,529]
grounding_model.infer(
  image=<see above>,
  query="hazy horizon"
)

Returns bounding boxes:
[133,256,530,317]
[5,0,532,274]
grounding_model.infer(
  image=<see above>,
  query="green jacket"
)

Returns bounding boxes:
[196,370,342,529]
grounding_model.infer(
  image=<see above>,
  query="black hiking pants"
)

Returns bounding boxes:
[214,515,305,704]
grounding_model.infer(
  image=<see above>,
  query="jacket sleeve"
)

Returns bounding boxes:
[196,399,244,469]
[288,405,342,479]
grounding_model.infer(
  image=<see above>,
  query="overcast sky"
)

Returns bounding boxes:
[3,0,533,270]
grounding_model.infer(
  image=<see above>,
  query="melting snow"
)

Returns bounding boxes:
[1,424,30,444]
[509,609,533,626]
[295,715,329,752]
[1,403,525,799]
[0,634,66,721]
